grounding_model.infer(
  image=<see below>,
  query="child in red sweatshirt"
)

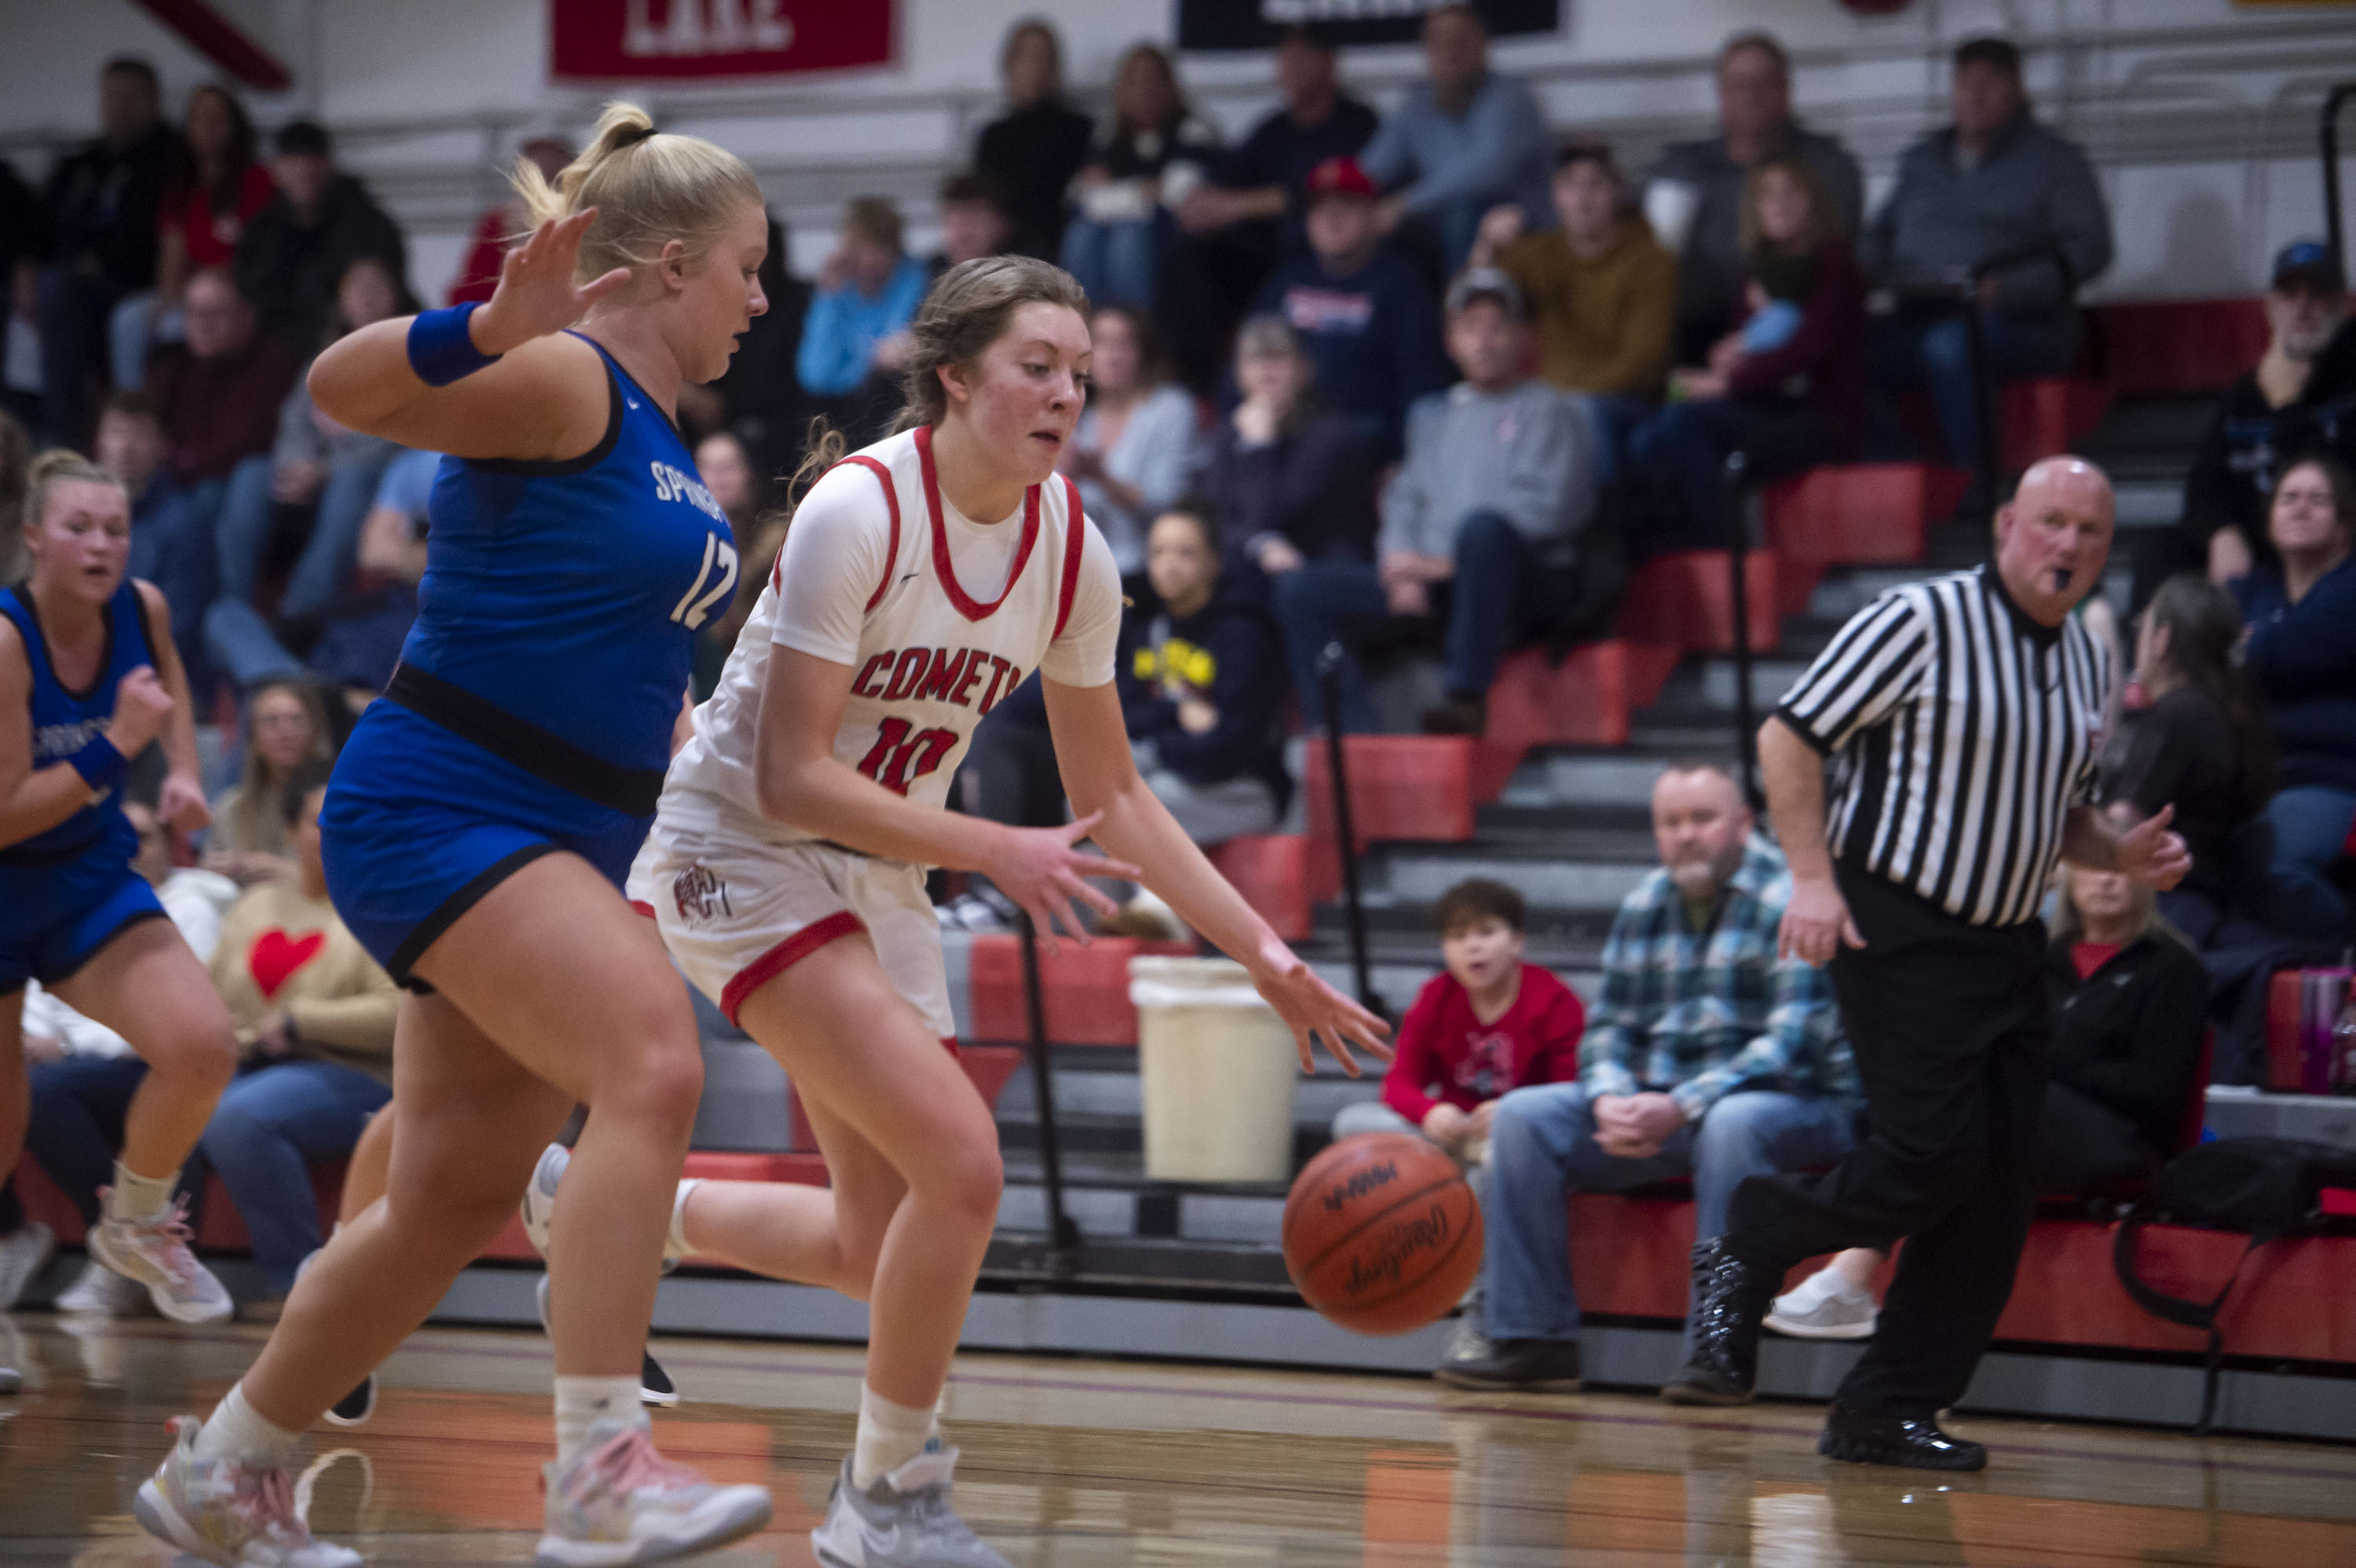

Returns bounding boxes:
[1332,879,1585,1165]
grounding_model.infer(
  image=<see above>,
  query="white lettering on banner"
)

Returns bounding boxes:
[624,0,794,57]
[1262,0,1439,21]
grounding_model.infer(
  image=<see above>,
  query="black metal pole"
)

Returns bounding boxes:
[1962,292,2000,512]
[2325,83,2354,272]
[1315,643,1379,1014]
[1721,451,1762,812]
[1017,912,1079,1262]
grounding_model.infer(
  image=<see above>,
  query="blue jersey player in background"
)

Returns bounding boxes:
[0,451,240,1353]
[137,103,776,1568]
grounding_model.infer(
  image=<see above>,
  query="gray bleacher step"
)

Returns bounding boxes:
[1499,751,1684,810]
[1381,851,1651,912]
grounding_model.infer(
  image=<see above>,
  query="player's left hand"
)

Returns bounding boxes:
[159,770,209,834]
[2116,802,2193,892]
[1249,950,1392,1079]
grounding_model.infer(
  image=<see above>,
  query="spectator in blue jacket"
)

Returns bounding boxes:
[797,197,928,444]
[1253,157,1449,462]
[1359,5,1553,273]
[1864,37,2113,482]
[1121,504,1290,846]
[2234,455,2356,938]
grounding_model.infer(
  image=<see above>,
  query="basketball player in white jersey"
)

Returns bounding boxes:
[613,256,1388,1564]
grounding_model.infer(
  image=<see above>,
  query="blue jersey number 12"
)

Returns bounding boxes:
[670,534,740,631]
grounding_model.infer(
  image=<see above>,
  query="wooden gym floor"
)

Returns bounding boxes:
[2,1317,2353,1566]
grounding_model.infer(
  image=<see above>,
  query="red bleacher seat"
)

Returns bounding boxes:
[1565,1194,2356,1365]
[2000,376,2112,471]
[1765,462,1965,560]
[1209,835,1313,941]
[1616,548,1781,653]
[1483,641,1679,750]
[966,934,1194,1046]
[1302,736,1485,850]
[2090,298,2270,397]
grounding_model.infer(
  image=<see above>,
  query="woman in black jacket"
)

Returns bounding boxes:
[1197,313,1377,584]
[1765,863,2208,1340]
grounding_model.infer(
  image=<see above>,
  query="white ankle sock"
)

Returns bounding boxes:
[667,1179,701,1261]
[193,1383,302,1468]
[554,1375,646,1461]
[104,1162,177,1224]
[851,1383,938,1489]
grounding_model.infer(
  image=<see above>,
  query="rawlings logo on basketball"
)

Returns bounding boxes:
[1321,1160,1398,1214]
[671,864,732,927]
[1340,1204,1454,1297]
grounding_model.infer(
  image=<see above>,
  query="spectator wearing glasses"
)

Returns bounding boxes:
[1359,5,1553,273]
[1645,32,1863,364]
[1863,38,2113,484]
[2163,242,2356,599]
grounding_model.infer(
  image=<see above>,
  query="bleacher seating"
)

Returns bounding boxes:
[1483,641,1681,750]
[1615,548,1783,653]
[2000,375,2113,470]
[1763,461,1961,612]
[2087,298,2272,397]
[966,934,1195,1047]
[1209,834,1315,942]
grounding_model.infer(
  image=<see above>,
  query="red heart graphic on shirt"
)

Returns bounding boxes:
[248,930,326,1000]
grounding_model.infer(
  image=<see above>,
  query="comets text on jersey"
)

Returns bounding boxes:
[848,645,1026,715]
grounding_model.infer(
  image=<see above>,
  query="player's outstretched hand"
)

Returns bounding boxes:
[990,811,1142,953]
[1249,952,1392,1079]
[1780,874,1865,967]
[2116,802,2193,892]
[471,210,633,356]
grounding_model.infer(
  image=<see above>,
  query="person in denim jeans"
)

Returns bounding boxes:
[1436,762,1855,1395]
[197,763,394,1317]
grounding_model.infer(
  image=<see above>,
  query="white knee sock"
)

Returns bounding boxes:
[851,1383,938,1489]
[192,1383,302,1468]
[104,1161,177,1224]
[666,1179,701,1261]
[554,1375,646,1462]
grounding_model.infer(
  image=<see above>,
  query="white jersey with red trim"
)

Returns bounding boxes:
[657,425,1123,848]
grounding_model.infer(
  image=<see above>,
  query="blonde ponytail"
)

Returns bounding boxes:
[510,101,762,281]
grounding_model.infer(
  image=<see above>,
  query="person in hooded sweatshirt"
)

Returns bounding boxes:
[1120,502,1291,846]
[230,122,405,353]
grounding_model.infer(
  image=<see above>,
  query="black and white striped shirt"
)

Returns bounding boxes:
[1775,565,2113,928]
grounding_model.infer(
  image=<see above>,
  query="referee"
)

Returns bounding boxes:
[1677,457,2190,1469]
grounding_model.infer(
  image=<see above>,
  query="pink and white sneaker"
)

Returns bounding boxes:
[90,1192,233,1324]
[134,1416,361,1568]
[539,1417,771,1566]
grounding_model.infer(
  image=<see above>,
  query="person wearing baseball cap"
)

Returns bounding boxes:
[2149,239,2355,604]
[1270,263,1602,736]
[1249,155,1448,461]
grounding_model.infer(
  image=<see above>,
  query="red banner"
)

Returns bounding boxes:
[550,0,893,81]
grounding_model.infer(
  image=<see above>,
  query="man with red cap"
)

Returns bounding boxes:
[1249,155,1448,462]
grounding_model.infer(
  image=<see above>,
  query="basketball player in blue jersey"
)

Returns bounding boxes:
[0,452,238,1343]
[136,104,774,1568]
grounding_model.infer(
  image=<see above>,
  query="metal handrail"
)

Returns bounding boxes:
[1721,451,1763,812]
[2325,82,2356,269]
[1315,645,1381,1018]
[1016,914,1079,1272]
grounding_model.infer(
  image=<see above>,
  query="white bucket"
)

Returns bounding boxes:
[1129,956,1299,1182]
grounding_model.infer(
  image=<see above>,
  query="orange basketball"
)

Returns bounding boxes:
[1282,1131,1483,1336]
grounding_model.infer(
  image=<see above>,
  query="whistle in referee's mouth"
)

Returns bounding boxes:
[2051,568,2072,593]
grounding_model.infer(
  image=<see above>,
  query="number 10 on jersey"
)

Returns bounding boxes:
[858,718,956,795]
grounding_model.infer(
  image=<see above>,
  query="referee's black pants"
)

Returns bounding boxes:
[1725,864,2049,1419]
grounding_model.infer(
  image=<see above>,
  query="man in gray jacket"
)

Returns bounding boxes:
[1865,37,2113,477]
[1647,31,1864,363]
[1272,269,1598,735]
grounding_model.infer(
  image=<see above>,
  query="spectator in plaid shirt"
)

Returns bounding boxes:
[1436,761,1857,1396]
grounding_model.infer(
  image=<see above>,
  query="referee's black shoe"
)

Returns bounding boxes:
[1818,1402,1988,1471]
[1679,1237,1778,1402]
